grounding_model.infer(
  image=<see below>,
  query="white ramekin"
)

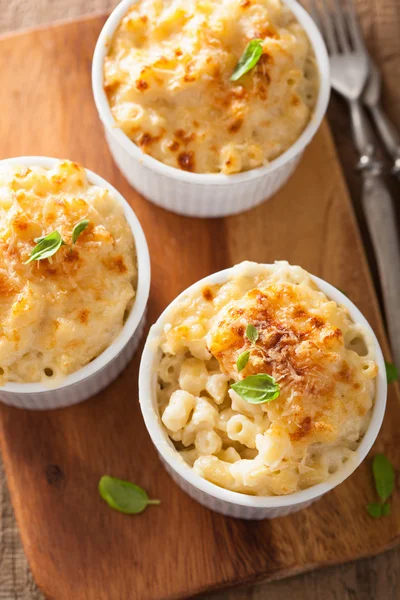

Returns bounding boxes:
[92,0,330,218]
[139,266,387,519]
[0,156,151,411]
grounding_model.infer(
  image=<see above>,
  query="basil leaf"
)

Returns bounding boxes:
[230,39,263,81]
[98,475,160,515]
[366,502,391,518]
[245,323,259,344]
[72,219,89,245]
[385,360,399,384]
[372,454,395,502]
[367,503,383,518]
[231,373,280,404]
[24,231,65,264]
[237,350,250,373]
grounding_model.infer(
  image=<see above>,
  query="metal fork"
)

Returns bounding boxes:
[363,61,400,180]
[310,0,400,369]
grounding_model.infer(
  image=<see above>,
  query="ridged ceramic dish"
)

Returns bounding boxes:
[0,156,151,410]
[92,0,331,218]
[139,266,387,519]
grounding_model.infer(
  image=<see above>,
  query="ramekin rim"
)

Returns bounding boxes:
[138,264,387,509]
[92,0,331,186]
[0,156,151,394]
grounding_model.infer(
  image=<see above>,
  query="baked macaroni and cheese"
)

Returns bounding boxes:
[157,262,378,496]
[0,160,137,385]
[104,0,319,174]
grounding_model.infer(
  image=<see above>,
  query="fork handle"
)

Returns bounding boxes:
[349,100,376,160]
[352,99,400,366]
[369,104,400,180]
[362,171,400,368]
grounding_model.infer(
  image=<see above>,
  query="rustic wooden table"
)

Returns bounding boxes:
[0,1,399,599]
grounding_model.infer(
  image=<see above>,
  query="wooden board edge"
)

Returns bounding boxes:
[184,533,400,599]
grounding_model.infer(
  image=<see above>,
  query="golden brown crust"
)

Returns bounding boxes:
[208,283,361,444]
[177,151,195,171]
[202,286,215,302]
[103,255,128,274]
[0,273,16,298]
[136,79,149,91]
[78,309,90,325]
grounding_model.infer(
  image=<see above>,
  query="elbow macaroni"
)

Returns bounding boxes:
[195,430,223,455]
[226,415,260,449]
[179,358,209,396]
[161,390,195,431]
[157,261,378,496]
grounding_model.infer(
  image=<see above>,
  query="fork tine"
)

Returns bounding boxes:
[332,0,351,52]
[314,0,338,55]
[309,0,322,31]
[345,0,366,52]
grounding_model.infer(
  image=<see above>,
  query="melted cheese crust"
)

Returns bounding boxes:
[104,0,319,174]
[157,262,378,496]
[0,161,137,384]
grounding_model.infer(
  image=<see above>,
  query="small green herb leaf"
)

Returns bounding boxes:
[72,219,89,245]
[231,373,280,404]
[237,350,250,373]
[372,454,395,503]
[366,502,391,518]
[99,475,160,515]
[245,323,259,344]
[230,39,263,81]
[367,502,383,518]
[385,360,399,384]
[24,231,65,264]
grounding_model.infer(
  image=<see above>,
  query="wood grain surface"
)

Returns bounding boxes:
[0,13,399,600]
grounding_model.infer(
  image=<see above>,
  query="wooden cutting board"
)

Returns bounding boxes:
[0,15,399,600]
